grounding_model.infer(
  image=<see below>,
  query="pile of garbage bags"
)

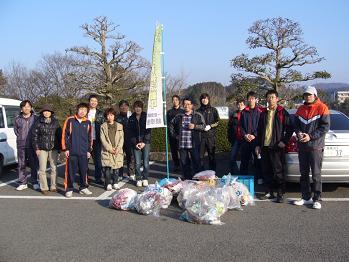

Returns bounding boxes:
[109,170,254,225]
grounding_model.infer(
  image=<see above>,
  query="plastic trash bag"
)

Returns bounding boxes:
[193,170,216,181]
[231,181,254,206]
[179,185,229,225]
[144,183,173,209]
[135,191,161,216]
[219,174,254,207]
[177,180,206,209]
[159,178,184,196]
[109,188,138,210]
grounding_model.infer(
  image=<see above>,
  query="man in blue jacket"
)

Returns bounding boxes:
[62,103,93,198]
[240,91,263,182]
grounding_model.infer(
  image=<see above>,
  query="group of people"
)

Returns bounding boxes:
[13,86,329,209]
[225,86,329,209]
[14,96,150,198]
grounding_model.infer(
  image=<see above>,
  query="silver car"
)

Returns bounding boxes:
[285,109,349,183]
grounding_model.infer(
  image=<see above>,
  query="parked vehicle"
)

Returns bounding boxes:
[0,98,21,175]
[286,109,349,183]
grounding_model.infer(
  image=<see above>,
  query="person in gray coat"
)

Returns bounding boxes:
[14,100,39,191]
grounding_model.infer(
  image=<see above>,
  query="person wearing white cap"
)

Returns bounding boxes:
[293,86,330,209]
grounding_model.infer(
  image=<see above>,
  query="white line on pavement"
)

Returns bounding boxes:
[0,163,66,188]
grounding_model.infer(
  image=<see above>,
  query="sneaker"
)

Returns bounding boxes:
[259,192,275,200]
[106,184,113,191]
[129,175,136,181]
[16,184,28,191]
[313,201,322,210]
[257,179,264,185]
[142,180,149,187]
[113,183,120,190]
[79,188,92,195]
[65,191,73,198]
[293,198,313,206]
[50,188,57,193]
[136,180,142,187]
[33,184,40,191]
[41,190,49,195]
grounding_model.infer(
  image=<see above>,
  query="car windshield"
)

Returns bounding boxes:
[290,112,349,131]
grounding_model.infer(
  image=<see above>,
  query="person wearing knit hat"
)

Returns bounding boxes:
[32,104,62,195]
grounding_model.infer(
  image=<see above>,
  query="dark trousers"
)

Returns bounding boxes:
[298,150,323,201]
[261,147,286,195]
[169,137,180,168]
[200,136,216,171]
[240,139,261,178]
[92,140,103,181]
[119,142,134,177]
[179,147,201,180]
[65,155,89,192]
[17,147,38,185]
[230,139,243,175]
[103,167,120,187]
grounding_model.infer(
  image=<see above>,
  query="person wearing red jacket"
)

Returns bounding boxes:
[293,86,330,210]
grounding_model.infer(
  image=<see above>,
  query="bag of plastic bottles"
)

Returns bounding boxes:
[179,185,229,225]
[231,181,254,206]
[144,183,173,209]
[109,188,138,210]
[134,191,161,216]
[177,180,206,209]
[158,178,184,196]
[193,170,216,181]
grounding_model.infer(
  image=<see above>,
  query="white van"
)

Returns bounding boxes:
[0,98,21,175]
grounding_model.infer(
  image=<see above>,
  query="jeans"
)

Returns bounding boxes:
[133,144,150,181]
[230,139,243,175]
[38,150,58,191]
[179,147,201,180]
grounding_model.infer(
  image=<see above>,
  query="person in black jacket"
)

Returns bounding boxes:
[227,98,245,174]
[169,97,205,180]
[255,90,293,203]
[88,94,105,184]
[166,95,184,172]
[197,93,220,171]
[129,101,151,187]
[32,104,62,195]
[116,100,135,180]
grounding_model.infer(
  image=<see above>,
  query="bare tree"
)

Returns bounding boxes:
[66,16,149,100]
[231,17,331,92]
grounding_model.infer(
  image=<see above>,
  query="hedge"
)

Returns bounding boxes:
[150,120,230,152]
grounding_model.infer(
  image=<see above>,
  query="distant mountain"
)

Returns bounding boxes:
[313,82,349,93]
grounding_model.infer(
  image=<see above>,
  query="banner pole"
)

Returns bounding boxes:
[161,25,170,180]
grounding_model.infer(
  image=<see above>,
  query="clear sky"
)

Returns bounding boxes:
[1,0,348,86]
